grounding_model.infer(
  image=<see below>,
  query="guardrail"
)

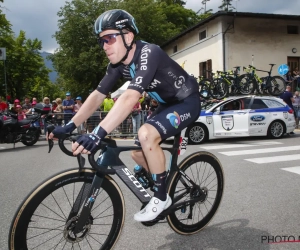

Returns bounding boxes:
[39,111,149,138]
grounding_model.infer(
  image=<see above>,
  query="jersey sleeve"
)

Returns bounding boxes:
[127,44,161,94]
[96,63,122,95]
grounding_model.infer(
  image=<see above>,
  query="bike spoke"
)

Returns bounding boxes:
[27,224,65,240]
[40,203,66,221]
[30,230,62,249]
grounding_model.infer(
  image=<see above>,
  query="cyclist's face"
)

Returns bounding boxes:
[99,29,130,64]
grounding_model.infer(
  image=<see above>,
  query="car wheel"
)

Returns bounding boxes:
[267,120,285,139]
[186,123,208,144]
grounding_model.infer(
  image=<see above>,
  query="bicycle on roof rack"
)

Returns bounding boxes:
[9,126,224,250]
[239,64,286,96]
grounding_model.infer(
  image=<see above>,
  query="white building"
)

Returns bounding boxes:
[161,11,300,78]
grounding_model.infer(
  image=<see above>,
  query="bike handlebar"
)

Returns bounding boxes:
[47,125,116,175]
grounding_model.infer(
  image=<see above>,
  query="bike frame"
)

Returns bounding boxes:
[72,128,203,234]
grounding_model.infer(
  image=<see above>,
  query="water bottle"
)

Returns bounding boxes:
[134,165,149,189]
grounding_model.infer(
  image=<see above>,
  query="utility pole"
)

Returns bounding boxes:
[201,0,210,13]
[0,48,7,103]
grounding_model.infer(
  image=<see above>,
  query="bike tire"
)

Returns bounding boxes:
[167,151,224,235]
[199,79,211,99]
[238,74,257,95]
[209,78,228,99]
[9,168,125,250]
[268,76,286,96]
[21,128,40,146]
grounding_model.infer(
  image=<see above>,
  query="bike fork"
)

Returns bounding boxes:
[72,172,105,235]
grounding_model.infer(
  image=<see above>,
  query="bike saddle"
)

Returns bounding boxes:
[269,63,276,66]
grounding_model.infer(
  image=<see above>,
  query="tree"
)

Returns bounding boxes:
[0,30,52,100]
[52,0,201,97]
[218,0,235,12]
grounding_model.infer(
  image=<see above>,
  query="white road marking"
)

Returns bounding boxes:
[281,167,300,175]
[220,146,300,156]
[245,154,300,164]
[200,141,282,150]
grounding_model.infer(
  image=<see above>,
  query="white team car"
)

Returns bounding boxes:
[185,95,296,144]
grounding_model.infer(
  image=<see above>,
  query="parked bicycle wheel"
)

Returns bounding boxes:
[238,74,256,95]
[9,169,125,250]
[268,76,286,96]
[199,79,212,99]
[209,78,228,99]
[167,151,224,235]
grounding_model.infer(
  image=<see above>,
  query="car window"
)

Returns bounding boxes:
[242,98,251,109]
[250,99,268,109]
[262,99,285,108]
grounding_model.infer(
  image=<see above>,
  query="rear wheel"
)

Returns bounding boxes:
[21,128,40,146]
[267,120,285,139]
[167,152,224,235]
[9,169,125,250]
[268,76,286,96]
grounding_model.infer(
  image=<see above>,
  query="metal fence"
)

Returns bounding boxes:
[43,111,149,137]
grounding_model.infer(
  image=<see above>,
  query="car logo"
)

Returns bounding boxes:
[250,115,265,121]
[221,115,234,131]
[206,116,213,124]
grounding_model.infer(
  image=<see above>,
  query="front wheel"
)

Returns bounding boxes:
[186,123,208,145]
[167,152,224,235]
[9,169,125,250]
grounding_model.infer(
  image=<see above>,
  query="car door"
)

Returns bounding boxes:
[248,98,273,135]
[212,98,250,137]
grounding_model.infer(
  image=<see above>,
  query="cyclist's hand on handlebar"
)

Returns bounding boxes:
[72,125,107,155]
[47,120,77,140]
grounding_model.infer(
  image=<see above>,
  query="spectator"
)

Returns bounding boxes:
[0,96,8,112]
[100,92,114,120]
[26,101,41,129]
[32,97,38,103]
[16,105,26,121]
[10,99,21,114]
[293,91,300,129]
[131,101,141,135]
[148,98,158,118]
[74,96,85,134]
[22,97,32,112]
[284,71,294,86]
[62,92,75,125]
[51,100,57,112]
[280,86,295,134]
[42,97,52,135]
[53,98,63,126]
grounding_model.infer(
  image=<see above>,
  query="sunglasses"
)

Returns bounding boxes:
[97,33,127,47]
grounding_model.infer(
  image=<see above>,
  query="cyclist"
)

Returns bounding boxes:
[48,9,200,222]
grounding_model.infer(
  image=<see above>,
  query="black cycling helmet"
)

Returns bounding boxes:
[94,9,139,63]
[94,9,139,35]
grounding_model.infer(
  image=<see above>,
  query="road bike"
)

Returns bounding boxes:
[9,127,224,249]
[240,64,286,96]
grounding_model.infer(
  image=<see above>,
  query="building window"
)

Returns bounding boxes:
[287,25,298,34]
[199,30,207,41]
[173,45,177,53]
[199,59,212,78]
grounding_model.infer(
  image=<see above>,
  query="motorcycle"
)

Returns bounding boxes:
[0,103,49,147]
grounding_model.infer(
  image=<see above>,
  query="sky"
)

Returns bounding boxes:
[2,0,300,53]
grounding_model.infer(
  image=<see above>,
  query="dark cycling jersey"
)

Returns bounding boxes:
[97,40,199,103]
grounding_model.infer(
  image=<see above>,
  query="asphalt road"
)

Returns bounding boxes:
[1,132,300,250]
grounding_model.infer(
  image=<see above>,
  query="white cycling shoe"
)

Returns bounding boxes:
[134,194,172,222]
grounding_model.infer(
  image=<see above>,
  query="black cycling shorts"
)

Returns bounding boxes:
[134,92,200,145]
